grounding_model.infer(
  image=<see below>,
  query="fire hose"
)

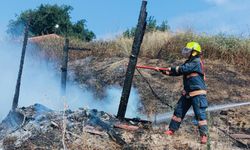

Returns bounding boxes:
[135,65,173,109]
[136,65,170,72]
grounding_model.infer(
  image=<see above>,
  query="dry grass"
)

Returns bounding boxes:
[140,31,171,58]
[30,31,250,73]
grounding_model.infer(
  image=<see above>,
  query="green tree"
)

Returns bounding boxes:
[7,4,95,41]
[123,16,170,38]
[146,16,157,32]
[123,27,136,38]
[71,20,95,41]
[157,20,170,32]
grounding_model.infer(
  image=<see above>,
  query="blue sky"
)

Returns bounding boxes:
[0,0,250,39]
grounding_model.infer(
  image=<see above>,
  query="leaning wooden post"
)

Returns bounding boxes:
[61,38,69,95]
[117,0,147,119]
[12,22,29,110]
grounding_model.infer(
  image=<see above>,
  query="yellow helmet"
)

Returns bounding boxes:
[185,42,201,53]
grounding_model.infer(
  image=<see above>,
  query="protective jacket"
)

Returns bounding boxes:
[170,56,206,93]
[167,55,208,136]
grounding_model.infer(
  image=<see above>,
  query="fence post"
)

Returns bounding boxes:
[61,38,69,95]
[12,22,29,111]
[117,0,147,119]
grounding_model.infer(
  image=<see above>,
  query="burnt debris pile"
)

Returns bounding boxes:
[0,104,151,149]
[1,104,250,149]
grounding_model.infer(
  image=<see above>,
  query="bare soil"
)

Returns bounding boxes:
[0,56,249,149]
[69,56,250,114]
[0,104,249,150]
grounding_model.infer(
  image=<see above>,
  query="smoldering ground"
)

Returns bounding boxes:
[0,37,143,121]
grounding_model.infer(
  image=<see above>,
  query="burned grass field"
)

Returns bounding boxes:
[0,52,249,149]
[1,0,250,149]
[1,29,250,149]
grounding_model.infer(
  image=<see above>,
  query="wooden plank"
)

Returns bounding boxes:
[114,123,139,131]
[83,125,106,136]
[230,134,250,139]
[88,112,126,146]
[68,47,91,51]
[218,128,249,148]
[124,117,152,124]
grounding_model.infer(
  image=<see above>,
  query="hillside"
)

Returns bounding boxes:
[69,56,250,115]
[1,31,250,149]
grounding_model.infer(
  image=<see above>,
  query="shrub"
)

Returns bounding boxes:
[32,31,250,73]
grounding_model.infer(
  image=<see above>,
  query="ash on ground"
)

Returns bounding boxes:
[0,104,249,150]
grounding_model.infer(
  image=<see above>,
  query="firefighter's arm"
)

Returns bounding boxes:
[155,67,171,75]
[155,66,181,76]
[174,61,199,75]
[168,66,181,76]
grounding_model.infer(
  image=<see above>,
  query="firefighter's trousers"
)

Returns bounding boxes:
[169,95,208,136]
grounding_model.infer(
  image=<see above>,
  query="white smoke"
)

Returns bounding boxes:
[0,38,142,121]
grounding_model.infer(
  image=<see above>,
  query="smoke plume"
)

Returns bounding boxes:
[0,37,142,121]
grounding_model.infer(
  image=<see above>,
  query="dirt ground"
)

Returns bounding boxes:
[0,104,249,150]
[69,56,250,114]
[0,56,249,149]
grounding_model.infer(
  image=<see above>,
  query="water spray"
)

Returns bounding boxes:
[153,102,250,124]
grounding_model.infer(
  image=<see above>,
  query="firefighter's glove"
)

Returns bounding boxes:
[161,68,171,75]
[160,70,166,73]
[159,70,167,74]
[155,67,160,72]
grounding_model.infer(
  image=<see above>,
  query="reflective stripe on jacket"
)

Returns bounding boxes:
[170,56,207,93]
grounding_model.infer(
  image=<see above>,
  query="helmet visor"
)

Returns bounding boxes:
[181,47,192,55]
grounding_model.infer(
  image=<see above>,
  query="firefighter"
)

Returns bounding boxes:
[157,42,208,144]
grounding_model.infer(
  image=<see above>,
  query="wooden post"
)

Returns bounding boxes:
[12,22,29,110]
[61,38,69,95]
[60,39,91,95]
[117,0,147,119]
